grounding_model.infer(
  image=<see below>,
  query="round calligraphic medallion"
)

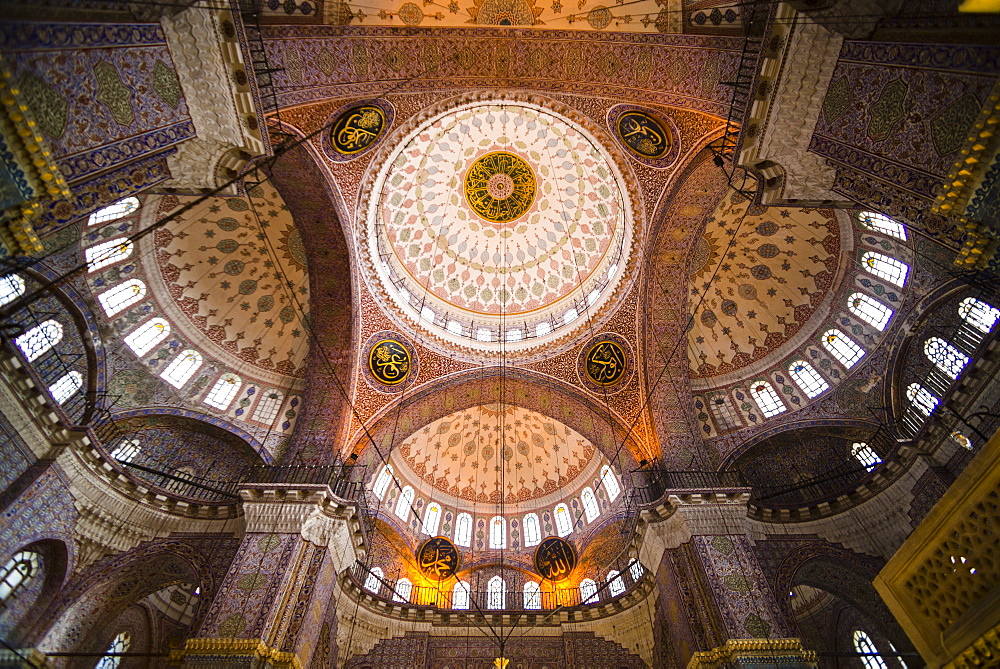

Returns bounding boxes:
[577,332,633,394]
[367,337,413,387]
[615,110,670,160]
[416,536,460,581]
[534,537,577,582]
[463,151,537,224]
[331,105,387,156]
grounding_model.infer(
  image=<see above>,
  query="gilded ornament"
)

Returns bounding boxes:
[331,105,387,155]
[463,151,536,223]
[534,536,577,582]
[584,340,627,386]
[368,338,411,385]
[616,110,669,159]
[416,536,460,581]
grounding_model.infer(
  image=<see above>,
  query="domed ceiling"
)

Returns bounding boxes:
[392,403,599,506]
[362,99,635,355]
[142,187,310,382]
[687,195,843,383]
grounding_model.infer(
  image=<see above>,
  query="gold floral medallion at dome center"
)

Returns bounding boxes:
[464,151,536,223]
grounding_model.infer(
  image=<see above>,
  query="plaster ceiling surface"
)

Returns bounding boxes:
[143,188,311,382]
[394,403,598,504]
[364,99,633,352]
[687,195,842,382]
[260,0,744,33]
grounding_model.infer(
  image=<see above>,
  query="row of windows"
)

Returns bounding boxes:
[363,560,645,609]
[372,464,621,548]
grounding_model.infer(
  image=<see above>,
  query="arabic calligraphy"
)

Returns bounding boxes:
[368,339,411,386]
[416,536,460,581]
[616,111,669,159]
[585,340,627,386]
[331,105,386,155]
[464,151,536,223]
[534,536,577,582]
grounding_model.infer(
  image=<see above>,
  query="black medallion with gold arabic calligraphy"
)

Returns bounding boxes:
[417,536,460,581]
[615,110,669,160]
[368,338,412,386]
[331,105,387,156]
[585,340,628,387]
[464,151,537,224]
[534,537,577,582]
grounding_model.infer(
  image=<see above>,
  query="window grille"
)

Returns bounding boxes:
[906,383,939,417]
[394,486,414,521]
[252,389,284,426]
[601,465,621,502]
[924,337,969,380]
[392,578,412,603]
[524,581,541,609]
[204,373,242,410]
[858,211,907,240]
[0,551,40,604]
[554,503,572,537]
[0,274,25,307]
[848,292,893,331]
[852,629,888,669]
[110,439,141,464]
[160,350,203,389]
[455,513,472,547]
[958,297,999,334]
[95,631,131,669]
[372,465,393,500]
[788,360,829,398]
[364,567,383,593]
[581,487,600,522]
[487,576,506,609]
[852,442,881,472]
[750,380,786,418]
[861,251,908,287]
[523,513,541,547]
[98,280,146,317]
[452,580,470,609]
[822,329,865,369]
[422,502,442,536]
[580,578,598,604]
[49,371,83,404]
[489,516,506,549]
[87,198,139,226]
[123,318,170,356]
[85,238,134,272]
[607,570,624,597]
[15,320,63,362]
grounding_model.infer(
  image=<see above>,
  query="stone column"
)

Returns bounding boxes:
[171,485,363,668]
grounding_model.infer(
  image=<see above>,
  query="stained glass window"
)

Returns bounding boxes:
[97,280,146,317]
[252,389,284,426]
[580,578,598,604]
[110,439,141,463]
[861,252,908,287]
[788,360,829,398]
[85,238,134,272]
[123,318,170,356]
[0,551,40,604]
[848,292,893,331]
[392,578,412,603]
[95,631,131,669]
[0,274,25,307]
[906,383,939,417]
[364,566,383,593]
[487,576,506,609]
[422,502,442,536]
[822,329,865,369]
[455,512,472,547]
[601,465,621,502]
[628,559,643,582]
[372,465,393,500]
[489,516,506,549]
[204,373,241,410]
[523,513,541,547]
[452,580,470,609]
[958,297,999,334]
[581,487,600,522]
[858,211,907,240]
[924,337,969,379]
[49,371,83,404]
[852,442,881,472]
[87,198,139,226]
[15,320,63,362]
[607,569,624,597]
[853,629,888,669]
[554,503,572,537]
[750,380,786,418]
[160,350,203,389]
[394,486,414,520]
[524,581,541,609]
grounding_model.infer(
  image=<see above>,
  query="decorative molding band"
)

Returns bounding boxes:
[945,622,1000,669]
[170,638,302,669]
[687,638,818,668]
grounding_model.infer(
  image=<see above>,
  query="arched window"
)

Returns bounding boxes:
[204,373,242,410]
[852,629,888,669]
[0,550,41,604]
[579,578,598,604]
[452,580,470,610]
[372,465,394,500]
[160,349,203,388]
[581,487,600,523]
[97,279,146,316]
[861,251,908,287]
[85,238,134,272]
[906,383,939,417]
[489,516,506,549]
[252,389,284,426]
[535,321,551,337]
[628,559,643,582]
[554,503,572,537]
[394,486,414,521]
[523,513,541,547]
[852,442,881,472]
[600,465,621,502]
[487,576,506,609]
[848,292,893,331]
[49,371,83,404]
[822,329,865,369]
[749,380,785,417]
[95,631,131,669]
[123,318,170,356]
[959,297,999,334]
[454,513,472,547]
[110,439,141,464]
[422,502,442,536]
[15,319,63,362]
[364,566,383,593]
[607,569,624,597]
[524,581,541,610]
[392,577,412,603]
[887,641,909,669]
[788,360,829,398]
[0,274,25,307]
[87,197,139,226]
[924,337,970,379]
[858,211,907,240]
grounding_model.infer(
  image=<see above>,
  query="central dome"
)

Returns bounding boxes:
[363,99,634,353]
